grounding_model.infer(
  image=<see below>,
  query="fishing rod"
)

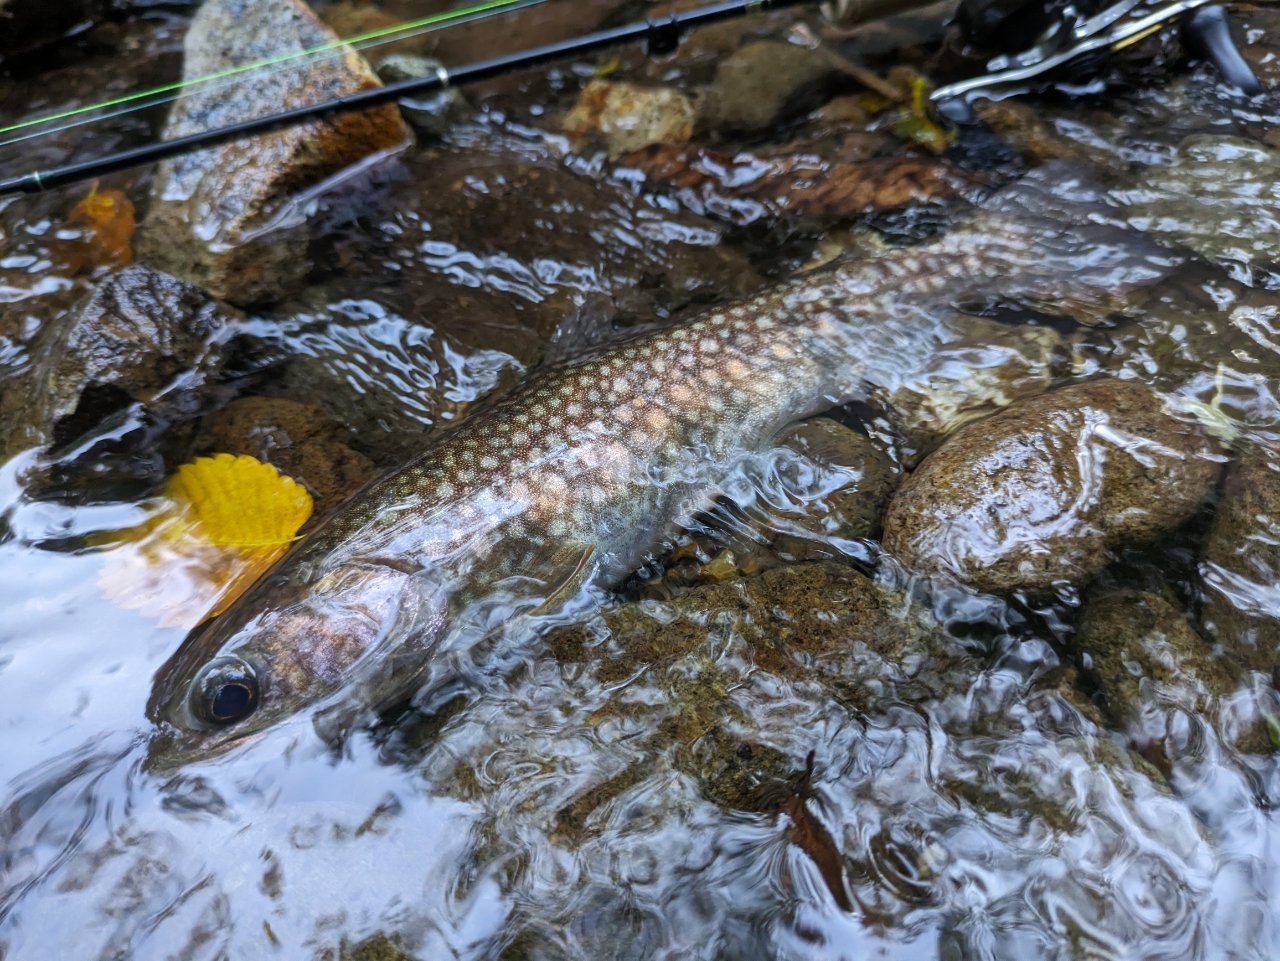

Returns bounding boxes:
[0,0,1266,199]
[0,0,820,199]
[0,0,550,148]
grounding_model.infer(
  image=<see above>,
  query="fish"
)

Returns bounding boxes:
[146,161,1177,764]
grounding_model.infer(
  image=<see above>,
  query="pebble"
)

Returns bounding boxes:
[564,79,696,160]
[696,40,835,135]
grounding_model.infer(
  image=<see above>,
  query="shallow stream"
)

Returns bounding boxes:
[2,1,1280,958]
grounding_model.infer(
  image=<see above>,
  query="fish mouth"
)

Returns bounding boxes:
[144,717,270,771]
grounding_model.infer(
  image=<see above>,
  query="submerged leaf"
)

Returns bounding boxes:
[63,185,136,270]
[97,454,313,628]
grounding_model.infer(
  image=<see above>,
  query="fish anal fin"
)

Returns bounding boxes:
[530,544,597,616]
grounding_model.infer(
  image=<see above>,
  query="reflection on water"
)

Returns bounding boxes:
[2,1,1280,958]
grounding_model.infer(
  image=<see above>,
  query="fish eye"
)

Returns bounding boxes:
[192,658,260,726]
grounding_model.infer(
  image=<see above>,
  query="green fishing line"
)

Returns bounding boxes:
[0,0,544,142]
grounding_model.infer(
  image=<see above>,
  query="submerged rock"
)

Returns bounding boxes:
[629,419,897,595]
[1201,450,1280,677]
[876,314,1066,465]
[418,561,1197,953]
[374,55,471,140]
[1115,136,1280,278]
[750,418,899,560]
[972,99,1129,173]
[882,379,1222,593]
[564,80,696,160]
[1075,588,1272,757]
[0,0,98,56]
[374,150,762,335]
[697,40,835,135]
[193,396,377,521]
[619,142,981,226]
[544,562,975,792]
[0,265,242,458]
[136,0,409,306]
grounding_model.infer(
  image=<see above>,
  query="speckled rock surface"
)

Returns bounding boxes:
[136,0,408,305]
[0,265,242,457]
[564,80,696,160]
[1200,450,1280,677]
[193,396,377,522]
[882,379,1222,593]
[1075,588,1271,757]
[549,562,971,731]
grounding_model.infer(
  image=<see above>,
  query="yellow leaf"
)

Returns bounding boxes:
[167,453,313,547]
[96,454,313,628]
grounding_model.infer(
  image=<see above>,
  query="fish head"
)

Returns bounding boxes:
[146,559,447,766]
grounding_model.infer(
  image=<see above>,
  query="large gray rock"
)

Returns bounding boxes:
[882,379,1222,593]
[0,265,242,457]
[1201,450,1280,678]
[136,0,409,306]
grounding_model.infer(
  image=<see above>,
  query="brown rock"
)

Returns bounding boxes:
[194,396,377,520]
[1201,450,1280,677]
[0,265,242,458]
[972,99,1126,172]
[620,142,980,226]
[317,2,430,59]
[1232,7,1280,92]
[1075,588,1272,757]
[136,0,409,306]
[882,379,1222,593]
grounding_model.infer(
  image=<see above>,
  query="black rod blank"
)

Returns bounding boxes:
[0,0,813,199]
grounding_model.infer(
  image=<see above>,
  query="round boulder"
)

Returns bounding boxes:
[882,379,1222,593]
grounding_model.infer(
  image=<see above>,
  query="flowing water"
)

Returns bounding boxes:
[2,2,1280,958]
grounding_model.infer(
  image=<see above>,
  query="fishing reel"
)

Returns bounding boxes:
[931,0,1265,119]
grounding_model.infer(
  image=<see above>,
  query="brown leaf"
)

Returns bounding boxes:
[779,750,853,911]
[620,143,982,226]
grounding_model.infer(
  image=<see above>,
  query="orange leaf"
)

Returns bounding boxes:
[61,185,136,271]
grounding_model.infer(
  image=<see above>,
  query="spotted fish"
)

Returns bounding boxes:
[147,162,1175,763]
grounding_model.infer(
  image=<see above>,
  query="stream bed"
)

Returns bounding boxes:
[2,0,1280,958]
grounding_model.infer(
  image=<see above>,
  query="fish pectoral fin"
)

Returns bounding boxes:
[529,544,597,616]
